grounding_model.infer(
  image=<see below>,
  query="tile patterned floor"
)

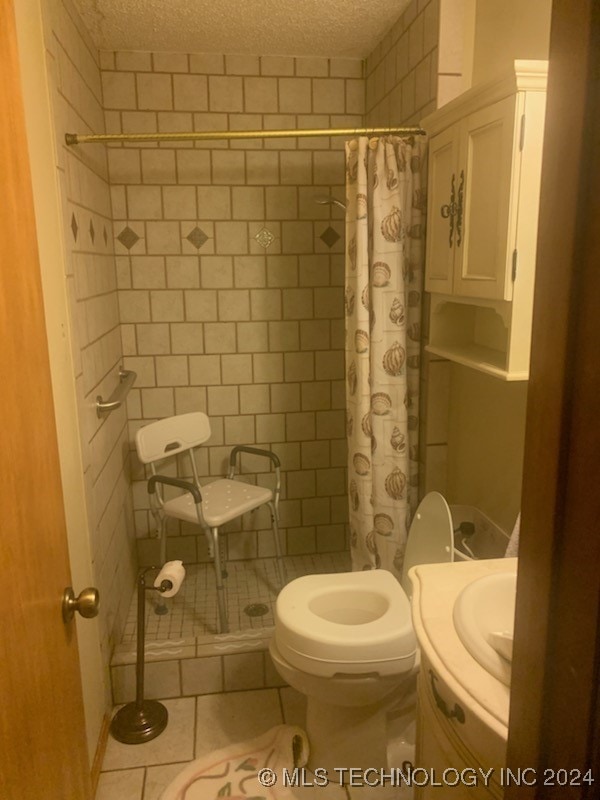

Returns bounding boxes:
[120,552,352,643]
[98,688,294,799]
[98,687,416,800]
[102,553,415,799]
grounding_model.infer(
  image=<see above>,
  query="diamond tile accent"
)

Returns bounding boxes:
[117,226,140,250]
[70,213,78,242]
[186,226,209,250]
[320,226,340,248]
[89,219,95,243]
[254,227,275,249]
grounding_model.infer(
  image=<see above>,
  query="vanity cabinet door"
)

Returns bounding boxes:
[453,95,518,301]
[424,125,460,295]
[415,673,503,799]
[416,677,473,800]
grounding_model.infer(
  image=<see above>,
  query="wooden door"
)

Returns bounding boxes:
[424,125,459,295]
[506,0,600,796]
[454,95,517,301]
[0,2,91,798]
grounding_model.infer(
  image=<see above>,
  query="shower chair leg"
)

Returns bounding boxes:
[269,501,286,588]
[212,527,228,634]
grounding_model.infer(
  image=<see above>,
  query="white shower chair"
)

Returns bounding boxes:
[135,412,286,633]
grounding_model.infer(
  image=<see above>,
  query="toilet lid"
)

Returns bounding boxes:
[401,491,454,596]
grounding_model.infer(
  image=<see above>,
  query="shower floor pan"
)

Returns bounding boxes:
[111,552,351,670]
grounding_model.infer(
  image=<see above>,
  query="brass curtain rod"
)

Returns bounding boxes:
[65,125,426,146]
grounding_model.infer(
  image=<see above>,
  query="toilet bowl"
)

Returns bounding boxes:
[269,491,455,773]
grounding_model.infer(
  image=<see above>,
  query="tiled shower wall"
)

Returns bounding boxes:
[39,0,137,666]
[365,0,439,125]
[99,51,365,563]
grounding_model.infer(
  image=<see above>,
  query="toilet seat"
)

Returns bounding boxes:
[274,570,417,677]
[274,493,455,679]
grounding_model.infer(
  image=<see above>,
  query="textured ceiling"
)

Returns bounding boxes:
[72,0,410,58]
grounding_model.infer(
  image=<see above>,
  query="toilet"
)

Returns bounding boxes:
[269,491,455,774]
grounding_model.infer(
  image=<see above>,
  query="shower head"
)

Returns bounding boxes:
[314,194,346,211]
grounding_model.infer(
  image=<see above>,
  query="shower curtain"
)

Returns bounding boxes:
[344,135,424,577]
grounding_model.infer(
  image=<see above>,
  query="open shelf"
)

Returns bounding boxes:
[427,295,528,381]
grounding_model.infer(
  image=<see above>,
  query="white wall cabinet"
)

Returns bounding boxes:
[422,61,547,380]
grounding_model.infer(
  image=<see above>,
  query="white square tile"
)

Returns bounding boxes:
[261,55,294,76]
[173,74,208,111]
[194,689,283,758]
[153,52,189,73]
[111,658,181,704]
[115,51,151,72]
[163,186,197,220]
[312,78,345,114]
[144,764,187,800]
[146,221,181,255]
[244,77,278,113]
[190,53,225,74]
[225,54,260,75]
[141,387,175,418]
[208,76,243,112]
[295,57,329,77]
[102,697,195,770]
[137,73,173,111]
[127,186,162,220]
[223,652,265,691]
[166,256,200,288]
[96,767,144,800]
[181,656,223,695]
[102,72,136,109]
[197,186,231,220]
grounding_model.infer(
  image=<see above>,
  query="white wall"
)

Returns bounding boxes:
[445,366,527,533]
[471,0,552,85]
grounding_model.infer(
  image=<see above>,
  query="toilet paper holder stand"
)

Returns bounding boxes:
[110,566,174,745]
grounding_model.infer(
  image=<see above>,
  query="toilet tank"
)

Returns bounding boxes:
[450,504,510,560]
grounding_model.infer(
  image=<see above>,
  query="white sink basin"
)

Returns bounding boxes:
[453,572,517,686]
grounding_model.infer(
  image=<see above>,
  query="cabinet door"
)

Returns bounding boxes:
[454,95,518,300]
[425,126,459,295]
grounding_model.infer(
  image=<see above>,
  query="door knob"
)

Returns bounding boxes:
[62,586,100,623]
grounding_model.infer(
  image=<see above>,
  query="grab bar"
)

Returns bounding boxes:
[96,368,137,416]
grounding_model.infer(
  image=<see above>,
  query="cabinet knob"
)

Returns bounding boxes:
[440,203,454,219]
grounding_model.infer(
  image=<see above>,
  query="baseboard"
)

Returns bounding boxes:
[90,712,111,796]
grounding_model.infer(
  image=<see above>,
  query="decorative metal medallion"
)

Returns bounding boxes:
[254,226,275,249]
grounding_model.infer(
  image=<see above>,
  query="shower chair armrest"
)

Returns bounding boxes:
[147,474,202,505]
[227,446,281,507]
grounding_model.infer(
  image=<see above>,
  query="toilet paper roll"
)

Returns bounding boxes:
[154,560,186,598]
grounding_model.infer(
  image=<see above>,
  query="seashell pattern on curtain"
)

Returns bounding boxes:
[344,135,424,577]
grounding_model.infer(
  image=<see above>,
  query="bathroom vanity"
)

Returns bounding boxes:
[409,559,517,799]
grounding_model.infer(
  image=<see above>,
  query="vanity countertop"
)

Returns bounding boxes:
[409,558,517,739]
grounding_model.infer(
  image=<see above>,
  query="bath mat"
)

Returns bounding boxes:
[160,724,308,800]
